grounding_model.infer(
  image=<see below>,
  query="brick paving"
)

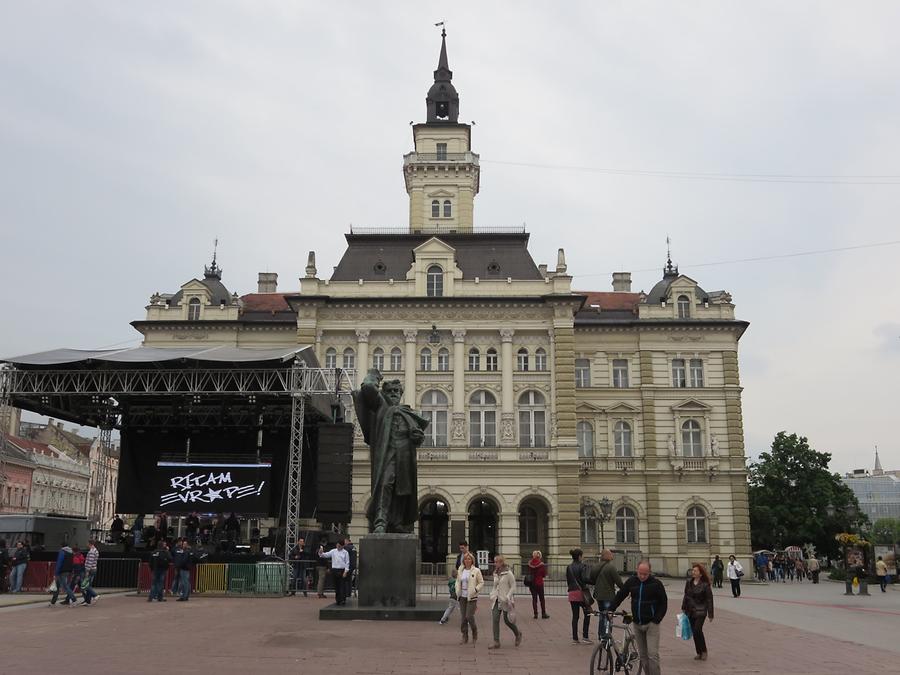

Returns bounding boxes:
[2,593,897,674]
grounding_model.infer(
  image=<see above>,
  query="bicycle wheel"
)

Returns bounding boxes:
[588,642,614,675]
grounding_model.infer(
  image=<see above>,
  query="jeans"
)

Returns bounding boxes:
[150,569,167,600]
[178,569,191,599]
[491,602,521,642]
[569,601,590,641]
[441,597,459,622]
[730,578,741,597]
[82,571,98,604]
[458,597,478,639]
[596,599,612,638]
[530,585,546,617]
[879,575,887,592]
[690,613,708,654]
[51,573,77,605]
[633,622,661,675]
[10,563,27,592]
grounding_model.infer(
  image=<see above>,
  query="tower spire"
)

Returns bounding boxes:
[205,238,222,280]
[664,236,678,277]
[874,445,883,475]
[426,23,459,123]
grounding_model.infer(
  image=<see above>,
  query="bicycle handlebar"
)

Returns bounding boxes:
[589,609,631,618]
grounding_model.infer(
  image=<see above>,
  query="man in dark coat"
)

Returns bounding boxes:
[353,369,428,533]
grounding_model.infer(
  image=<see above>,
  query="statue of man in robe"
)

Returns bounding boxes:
[353,369,428,533]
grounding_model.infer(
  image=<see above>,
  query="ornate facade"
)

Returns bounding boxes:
[133,32,752,573]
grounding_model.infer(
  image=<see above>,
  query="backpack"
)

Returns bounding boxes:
[73,552,86,567]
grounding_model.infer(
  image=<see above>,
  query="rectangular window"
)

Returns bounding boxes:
[672,359,686,388]
[469,410,496,447]
[436,142,447,160]
[423,410,448,447]
[690,359,704,387]
[575,358,591,387]
[437,350,450,371]
[612,359,629,388]
[486,352,498,371]
[390,350,402,371]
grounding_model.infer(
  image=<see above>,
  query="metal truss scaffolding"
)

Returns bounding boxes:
[0,360,356,557]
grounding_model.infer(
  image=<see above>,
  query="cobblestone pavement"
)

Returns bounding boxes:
[2,591,897,674]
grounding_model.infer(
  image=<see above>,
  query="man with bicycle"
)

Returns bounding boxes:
[611,560,667,675]
[589,549,624,639]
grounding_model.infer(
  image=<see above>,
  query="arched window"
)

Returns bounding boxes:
[431,200,440,218]
[437,347,450,371]
[686,505,707,543]
[325,348,337,369]
[390,347,402,371]
[614,421,633,457]
[580,505,598,545]
[535,348,547,371]
[672,359,686,388]
[426,265,443,297]
[468,347,480,371]
[485,348,498,372]
[677,295,691,319]
[421,390,448,447]
[681,420,702,457]
[342,348,355,370]
[469,390,497,448]
[372,347,384,372]
[518,391,546,448]
[187,298,201,321]
[443,199,451,218]
[576,421,594,458]
[517,348,529,371]
[420,347,432,371]
[616,506,638,544]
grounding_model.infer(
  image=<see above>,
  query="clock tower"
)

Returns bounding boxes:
[403,29,480,233]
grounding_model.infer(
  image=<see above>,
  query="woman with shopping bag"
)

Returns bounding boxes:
[681,563,714,661]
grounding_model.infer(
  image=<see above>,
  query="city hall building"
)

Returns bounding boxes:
[135,34,751,573]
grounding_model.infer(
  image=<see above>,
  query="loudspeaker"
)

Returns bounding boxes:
[316,422,354,524]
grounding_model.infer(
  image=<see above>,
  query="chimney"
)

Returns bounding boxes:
[257,272,278,294]
[612,272,632,292]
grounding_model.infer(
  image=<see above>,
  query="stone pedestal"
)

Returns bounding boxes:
[358,533,417,607]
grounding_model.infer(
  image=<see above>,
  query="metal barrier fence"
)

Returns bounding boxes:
[136,561,288,596]
[414,561,573,598]
[20,559,141,592]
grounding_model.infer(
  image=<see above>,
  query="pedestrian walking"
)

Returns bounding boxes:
[148,541,171,602]
[588,548,623,638]
[681,563,714,661]
[566,548,593,645]
[807,556,820,584]
[70,546,85,596]
[317,539,350,605]
[726,554,744,598]
[710,555,724,588]
[611,560,668,675]
[526,550,549,619]
[9,541,29,593]
[794,558,805,582]
[875,556,888,592]
[455,551,484,645]
[488,554,522,649]
[79,540,100,605]
[439,568,458,624]
[49,545,77,606]
[755,552,768,582]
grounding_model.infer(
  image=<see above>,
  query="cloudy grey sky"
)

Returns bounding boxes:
[1,2,897,473]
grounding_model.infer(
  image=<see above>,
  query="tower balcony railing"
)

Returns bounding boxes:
[403,151,480,165]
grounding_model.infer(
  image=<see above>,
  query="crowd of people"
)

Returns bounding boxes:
[113,511,245,551]
[753,551,821,583]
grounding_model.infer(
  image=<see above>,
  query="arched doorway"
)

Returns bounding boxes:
[467,497,498,562]
[419,498,449,564]
[518,497,549,564]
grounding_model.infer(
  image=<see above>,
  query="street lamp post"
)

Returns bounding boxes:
[598,497,613,549]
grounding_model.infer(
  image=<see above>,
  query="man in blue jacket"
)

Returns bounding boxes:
[611,560,667,675]
[49,545,77,606]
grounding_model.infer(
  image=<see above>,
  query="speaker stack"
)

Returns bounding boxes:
[315,422,354,524]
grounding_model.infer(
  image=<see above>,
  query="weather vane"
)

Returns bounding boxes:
[435,20,445,37]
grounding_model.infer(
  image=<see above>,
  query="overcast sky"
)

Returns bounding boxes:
[1,2,898,474]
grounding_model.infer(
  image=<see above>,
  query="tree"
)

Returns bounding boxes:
[748,431,863,558]
[871,518,900,546]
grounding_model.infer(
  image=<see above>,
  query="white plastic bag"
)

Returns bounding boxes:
[675,612,684,639]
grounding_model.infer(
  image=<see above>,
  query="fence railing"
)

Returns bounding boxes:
[415,561,573,598]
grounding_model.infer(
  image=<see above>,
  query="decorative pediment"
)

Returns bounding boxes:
[670,398,711,412]
[606,402,640,415]
[575,401,604,414]
[413,237,457,256]
[425,189,455,198]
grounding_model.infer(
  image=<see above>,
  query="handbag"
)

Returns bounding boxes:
[677,612,692,640]
[48,579,58,593]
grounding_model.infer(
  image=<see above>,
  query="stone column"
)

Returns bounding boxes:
[355,329,370,386]
[314,330,324,364]
[499,328,516,447]
[403,329,418,406]
[451,329,467,446]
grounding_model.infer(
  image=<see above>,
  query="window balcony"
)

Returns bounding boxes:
[403,151,480,166]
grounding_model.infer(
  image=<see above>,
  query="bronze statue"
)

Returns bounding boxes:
[353,369,428,533]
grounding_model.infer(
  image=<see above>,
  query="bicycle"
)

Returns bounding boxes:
[588,609,642,674]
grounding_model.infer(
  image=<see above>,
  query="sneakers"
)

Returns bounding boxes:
[439,619,447,624]
[580,638,593,645]
[78,600,88,606]
[515,631,523,647]
[541,613,550,619]
[487,641,501,650]
[572,639,581,645]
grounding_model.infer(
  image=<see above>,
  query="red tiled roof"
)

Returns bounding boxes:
[580,291,641,313]
[7,435,59,457]
[240,293,293,313]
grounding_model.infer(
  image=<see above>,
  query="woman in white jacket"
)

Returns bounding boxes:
[726,555,744,598]
[488,555,523,649]
[455,552,484,645]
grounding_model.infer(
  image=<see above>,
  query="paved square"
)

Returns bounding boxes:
[3,579,898,674]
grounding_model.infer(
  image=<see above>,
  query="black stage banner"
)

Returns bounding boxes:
[155,462,271,513]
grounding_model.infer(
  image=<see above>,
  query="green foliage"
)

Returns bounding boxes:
[871,518,900,545]
[748,431,863,558]
[828,567,847,581]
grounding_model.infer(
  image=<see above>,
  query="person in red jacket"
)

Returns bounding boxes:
[526,550,550,619]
